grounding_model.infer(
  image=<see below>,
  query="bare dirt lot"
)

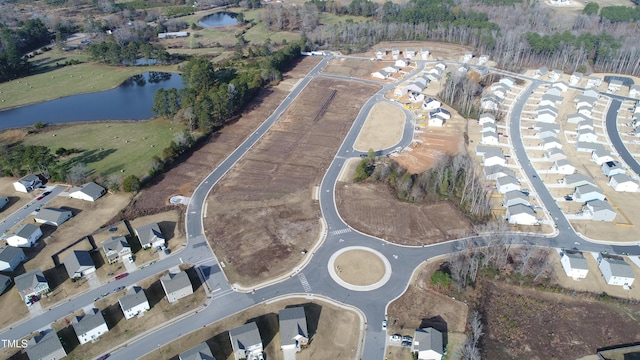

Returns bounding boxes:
[481,281,640,360]
[352,41,473,62]
[203,77,380,286]
[139,297,362,360]
[353,102,405,151]
[335,182,472,245]
[334,250,385,286]
[324,57,399,81]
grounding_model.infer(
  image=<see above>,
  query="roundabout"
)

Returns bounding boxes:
[328,246,392,291]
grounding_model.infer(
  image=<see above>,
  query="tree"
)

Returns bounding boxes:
[67,163,91,185]
[430,270,451,291]
[582,2,599,16]
[122,175,141,192]
[181,57,216,94]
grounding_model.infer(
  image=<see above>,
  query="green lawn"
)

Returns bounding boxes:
[0,49,179,111]
[244,22,301,44]
[23,119,186,180]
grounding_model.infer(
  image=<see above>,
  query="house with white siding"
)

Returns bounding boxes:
[35,208,73,227]
[545,148,567,162]
[573,184,605,202]
[601,161,625,177]
[73,308,109,345]
[577,129,598,143]
[478,113,496,125]
[541,137,563,151]
[563,173,596,188]
[506,204,537,225]
[503,190,530,207]
[119,287,150,319]
[552,159,575,175]
[229,322,263,360]
[279,307,309,352]
[484,165,515,181]
[591,149,615,165]
[160,271,193,303]
[570,72,583,85]
[598,256,634,287]
[13,174,41,193]
[7,224,43,248]
[496,176,521,194]
[69,182,106,202]
[609,174,639,192]
[567,113,590,124]
[0,246,26,272]
[413,327,444,360]
[582,200,616,221]
[561,252,589,280]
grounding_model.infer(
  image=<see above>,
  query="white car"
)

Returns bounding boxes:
[382,319,388,331]
[127,255,134,263]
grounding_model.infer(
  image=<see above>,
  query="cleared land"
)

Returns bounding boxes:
[353,102,405,151]
[139,298,361,360]
[335,182,472,245]
[334,250,385,286]
[481,281,640,360]
[203,77,380,286]
[353,41,473,62]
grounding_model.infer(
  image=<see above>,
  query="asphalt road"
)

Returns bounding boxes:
[0,185,65,236]
[604,99,640,177]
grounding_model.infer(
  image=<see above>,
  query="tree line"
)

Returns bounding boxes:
[87,39,171,65]
[0,18,51,82]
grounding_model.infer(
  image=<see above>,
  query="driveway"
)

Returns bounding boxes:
[283,348,297,360]
[86,272,101,289]
[124,259,138,273]
[27,302,44,317]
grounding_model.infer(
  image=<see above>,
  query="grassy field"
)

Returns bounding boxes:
[22,119,186,180]
[0,49,179,111]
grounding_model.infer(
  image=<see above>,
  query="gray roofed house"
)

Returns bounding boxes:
[574,94,598,106]
[567,113,590,124]
[602,161,625,177]
[574,184,605,202]
[0,246,26,272]
[160,271,193,303]
[545,148,567,162]
[577,118,594,131]
[582,200,616,222]
[68,182,106,202]
[72,308,109,344]
[482,122,497,133]
[413,327,444,360]
[102,235,131,264]
[575,141,604,153]
[35,208,73,227]
[565,252,588,270]
[534,122,560,133]
[119,286,150,319]
[15,268,50,304]
[0,274,12,294]
[134,223,166,250]
[229,322,263,360]
[561,252,589,279]
[474,145,502,157]
[536,104,559,115]
[483,165,515,181]
[180,342,216,360]
[577,128,598,143]
[279,307,309,351]
[592,149,615,165]
[503,190,529,207]
[535,66,549,77]
[13,174,42,193]
[63,250,96,279]
[496,175,520,194]
[26,330,67,360]
[598,256,634,286]
[540,94,563,105]
[541,136,562,150]
[7,223,43,248]
[563,173,596,188]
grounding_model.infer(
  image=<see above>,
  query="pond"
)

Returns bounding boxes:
[198,12,240,28]
[0,72,183,130]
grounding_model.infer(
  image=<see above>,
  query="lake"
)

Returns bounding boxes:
[198,12,239,28]
[0,72,183,130]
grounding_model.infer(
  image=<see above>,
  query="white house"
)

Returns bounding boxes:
[567,113,590,124]
[496,176,520,194]
[135,223,166,250]
[69,182,106,202]
[13,174,41,193]
[575,94,597,108]
[570,72,583,85]
[534,122,560,133]
[537,129,557,139]
[506,204,537,225]
[371,70,390,80]
[563,173,596,188]
[7,224,43,248]
[15,269,50,304]
[483,151,506,166]
[403,82,426,94]
[391,48,400,60]
[420,48,429,60]
[630,84,640,98]
[160,271,194,303]
[601,161,625,177]
[591,149,615,165]
[483,122,498,134]
[582,200,616,221]
[481,131,499,145]
[541,137,563,151]
[577,105,592,117]
[561,252,589,280]
[586,76,602,88]
[423,98,441,110]
[499,77,516,88]
[552,81,569,93]
[0,246,26,272]
[481,95,501,111]
[598,256,635,287]
[119,287,150,319]
[546,87,562,97]
[503,190,529,207]
[63,250,96,279]
[478,54,489,64]
[395,59,409,67]
[73,308,109,345]
[576,141,604,153]
[458,64,470,73]
[576,119,594,131]
[463,51,473,62]
[539,94,563,107]
[428,114,446,127]
[545,148,567,162]
[535,67,549,77]
[609,173,639,192]
[608,79,623,92]
[382,66,400,73]
[35,208,73,227]
[158,31,189,39]
[229,322,263,360]
[549,69,563,81]
[573,184,605,202]
[536,106,559,123]
[552,159,575,175]
[583,89,600,99]
[478,113,496,125]
[405,48,416,58]
[375,49,386,59]
[430,108,451,120]
[413,327,444,360]
[279,307,309,352]
[410,92,425,103]
[492,84,508,99]
[484,165,515,181]
[576,129,598,143]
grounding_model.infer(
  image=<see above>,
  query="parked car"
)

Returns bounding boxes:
[402,335,413,342]
[97,354,110,360]
[564,195,573,201]
[390,334,402,342]
[115,273,128,280]
[127,255,134,263]
[401,340,412,347]
[382,319,387,331]
[36,195,44,200]
[42,191,51,197]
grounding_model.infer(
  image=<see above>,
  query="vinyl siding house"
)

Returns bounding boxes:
[602,161,625,177]
[483,151,506,167]
[134,223,166,250]
[405,48,417,58]
[549,69,562,81]
[536,108,558,123]
[630,84,640,98]
[478,54,489,64]
[545,148,567,162]
[430,108,450,120]
[539,94,563,107]
[371,70,389,79]
[546,87,562,97]
[551,81,569,92]
[537,129,557,139]
[63,250,96,279]
[26,330,67,360]
[503,190,530,207]
[13,174,42,193]
[574,94,597,108]
[279,307,309,352]
[535,66,549,77]
[496,176,521,194]
[7,224,43,248]
[534,122,560,133]
[577,105,592,117]
[382,66,399,73]
[102,236,131,264]
[609,174,639,192]
[478,113,496,125]
[586,76,602,87]
[582,200,616,221]
[68,182,106,202]
[482,122,497,134]
[576,129,598,143]
[608,79,623,92]
[413,327,444,360]
[592,149,615,165]
[73,308,109,345]
[541,137,563,151]
[0,246,26,272]
[575,141,604,153]
[563,173,596,188]
[420,48,429,60]
[598,256,635,287]
[552,159,575,175]
[428,114,446,127]
[577,119,594,131]
[119,287,150,319]
[491,83,508,99]
[35,208,73,227]
[570,72,583,85]
[15,268,50,305]
[160,271,193,303]
[561,252,589,280]
[583,89,600,99]
[484,165,515,181]
[481,131,499,145]
[567,113,590,124]
[481,95,500,110]
[506,204,537,225]
[573,184,605,202]
[229,322,263,360]
[180,342,216,360]
[423,98,441,110]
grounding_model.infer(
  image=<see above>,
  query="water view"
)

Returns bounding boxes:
[198,12,239,28]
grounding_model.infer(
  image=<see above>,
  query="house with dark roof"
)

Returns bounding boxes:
[279,307,309,352]
[35,208,73,227]
[134,223,166,250]
[413,327,444,360]
[102,235,131,264]
[161,271,193,303]
[229,322,263,360]
[0,246,26,272]
[73,308,109,344]
[13,174,41,193]
[0,274,12,294]
[180,342,216,360]
[68,182,106,202]
[561,252,589,280]
[7,223,43,247]
[63,250,96,279]
[26,330,67,360]
[15,268,50,305]
[119,286,150,319]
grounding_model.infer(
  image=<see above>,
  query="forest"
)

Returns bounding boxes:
[0,18,51,82]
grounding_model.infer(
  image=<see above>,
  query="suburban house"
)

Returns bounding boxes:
[463,51,473,62]
[591,149,615,165]
[482,130,499,145]
[576,129,598,143]
[430,108,451,120]
[551,81,569,92]
[546,87,562,97]
[6,223,43,248]
[552,159,576,175]
[541,137,563,151]
[499,77,515,88]
[478,54,489,64]
[371,70,389,80]
[563,173,596,188]
[428,114,446,127]
[413,327,444,360]
[560,252,589,280]
[15,268,50,305]
[630,84,640,98]
[575,94,597,108]
[395,59,409,67]
[229,322,263,360]
[425,70,442,82]
[570,71,583,85]
[602,161,625,177]
[483,151,506,167]
[13,174,42,193]
[491,83,509,98]
[506,204,537,225]
[478,113,496,125]
[537,129,557,139]
[503,190,530,207]
[382,66,399,74]
[403,82,427,94]
[391,48,400,59]
[608,79,623,92]
[409,92,425,103]
[475,145,500,156]
[534,122,560,133]
[160,271,193,303]
[573,184,605,202]
[73,308,109,345]
[577,105,592,117]
[549,69,563,81]
[586,76,602,88]
[423,98,441,111]
[135,223,166,250]
[119,286,150,319]
[63,250,96,279]
[575,141,604,153]
[279,307,309,352]
[609,174,639,192]
[35,208,73,227]
[496,176,521,194]
[102,235,131,264]
[0,246,26,272]
[539,94,563,107]
[535,66,549,77]
[598,256,635,287]
[567,113,590,124]
[0,274,12,294]
[405,48,417,58]
[577,119,594,131]
[545,148,567,162]
[484,165,515,181]
[536,108,558,123]
[179,342,216,360]
[458,63,470,73]
[481,95,501,110]
[0,196,8,210]
[473,66,490,76]
[68,182,107,202]
[483,121,499,136]
[26,330,67,360]
[420,48,429,60]
[582,200,616,221]
[583,89,600,99]
[375,49,386,59]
